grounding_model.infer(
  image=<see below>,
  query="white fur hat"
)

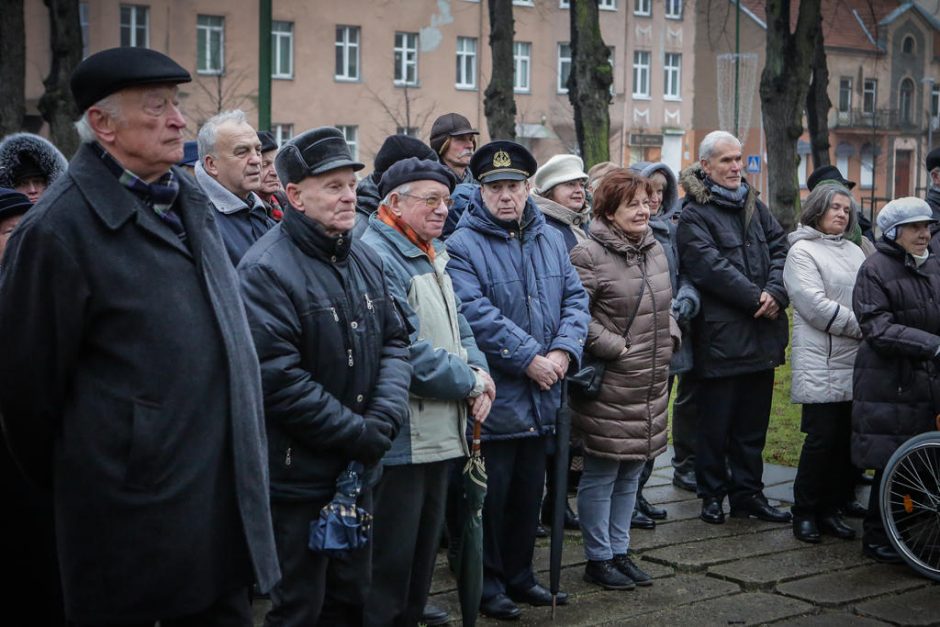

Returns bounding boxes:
[533,154,588,195]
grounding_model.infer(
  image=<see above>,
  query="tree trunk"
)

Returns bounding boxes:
[805,13,831,171]
[0,0,26,136]
[484,0,516,140]
[759,0,822,229]
[568,0,612,169]
[38,0,82,159]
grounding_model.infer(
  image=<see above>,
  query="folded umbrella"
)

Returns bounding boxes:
[308,461,372,555]
[456,419,487,627]
[550,381,572,619]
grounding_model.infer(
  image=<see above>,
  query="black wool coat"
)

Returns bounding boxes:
[851,239,940,469]
[0,143,280,623]
[238,206,412,503]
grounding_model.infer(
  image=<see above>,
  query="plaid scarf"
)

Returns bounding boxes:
[94,143,185,239]
[377,203,435,262]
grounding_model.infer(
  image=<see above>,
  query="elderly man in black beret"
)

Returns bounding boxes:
[0,48,280,626]
[237,126,412,627]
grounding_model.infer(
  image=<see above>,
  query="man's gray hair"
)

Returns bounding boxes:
[380,183,412,206]
[197,109,248,160]
[73,94,123,144]
[699,130,742,162]
[798,184,857,235]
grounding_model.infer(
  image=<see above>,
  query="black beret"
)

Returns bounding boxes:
[470,140,537,184]
[258,131,278,154]
[275,126,364,186]
[927,147,940,172]
[430,113,479,154]
[806,164,855,191]
[0,187,32,222]
[378,157,457,198]
[374,135,438,175]
[70,48,191,112]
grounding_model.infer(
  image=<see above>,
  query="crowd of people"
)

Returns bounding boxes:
[1,46,939,627]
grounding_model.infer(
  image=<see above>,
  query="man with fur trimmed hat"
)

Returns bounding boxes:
[237,126,412,626]
[0,47,279,626]
[429,112,479,185]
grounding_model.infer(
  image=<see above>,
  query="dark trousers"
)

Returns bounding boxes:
[864,469,888,546]
[792,402,854,519]
[69,587,252,627]
[671,374,699,472]
[695,369,775,505]
[481,436,547,601]
[365,461,449,627]
[264,493,372,627]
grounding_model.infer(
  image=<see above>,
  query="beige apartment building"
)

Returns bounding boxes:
[694,0,940,221]
[22,0,697,173]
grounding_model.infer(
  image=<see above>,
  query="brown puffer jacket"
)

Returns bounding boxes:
[569,219,678,461]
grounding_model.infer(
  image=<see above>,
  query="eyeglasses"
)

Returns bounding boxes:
[400,193,454,209]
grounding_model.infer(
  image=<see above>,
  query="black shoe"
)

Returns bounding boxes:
[862,542,903,564]
[818,515,856,540]
[535,523,548,538]
[420,603,450,626]
[583,559,635,590]
[700,497,725,524]
[612,553,653,586]
[730,494,792,523]
[672,468,698,492]
[840,500,867,518]
[637,495,667,520]
[564,502,580,530]
[508,583,568,607]
[479,594,521,620]
[792,517,821,544]
[631,508,656,529]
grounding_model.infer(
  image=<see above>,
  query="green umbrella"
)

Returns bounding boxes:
[456,418,487,627]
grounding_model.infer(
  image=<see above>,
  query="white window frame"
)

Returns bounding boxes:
[513,41,531,93]
[557,42,571,94]
[271,21,293,79]
[272,124,293,146]
[394,32,419,86]
[197,15,225,75]
[560,0,570,7]
[336,125,358,160]
[663,52,681,100]
[837,152,849,181]
[838,77,852,113]
[80,2,90,58]
[665,0,682,19]
[632,50,651,99]
[634,0,651,16]
[599,0,617,10]
[456,36,477,89]
[863,78,877,114]
[120,5,149,48]
[512,0,534,5]
[335,26,360,82]
[860,145,874,188]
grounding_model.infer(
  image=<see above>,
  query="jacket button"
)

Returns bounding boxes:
[529,427,535,432]
[331,255,337,262]
[338,238,344,245]
[356,394,364,402]
[502,348,509,355]
[351,321,359,329]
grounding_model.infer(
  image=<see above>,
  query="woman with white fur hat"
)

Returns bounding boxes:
[851,196,940,565]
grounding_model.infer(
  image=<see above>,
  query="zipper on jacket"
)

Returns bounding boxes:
[365,293,374,312]
[285,447,292,466]
[330,306,340,322]
[347,349,354,367]
[642,258,656,456]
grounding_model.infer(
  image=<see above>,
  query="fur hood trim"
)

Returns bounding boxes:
[0,133,69,189]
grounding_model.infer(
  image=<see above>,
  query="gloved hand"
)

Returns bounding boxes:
[351,418,393,465]
[672,297,696,325]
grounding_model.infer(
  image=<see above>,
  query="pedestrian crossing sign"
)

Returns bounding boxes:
[746,155,761,174]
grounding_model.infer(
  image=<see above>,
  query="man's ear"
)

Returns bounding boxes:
[87,108,117,146]
[388,192,404,217]
[204,154,219,177]
[285,182,304,212]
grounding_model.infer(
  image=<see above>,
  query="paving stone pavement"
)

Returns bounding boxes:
[251,451,940,625]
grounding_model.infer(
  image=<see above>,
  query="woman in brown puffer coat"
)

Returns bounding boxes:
[569,168,679,591]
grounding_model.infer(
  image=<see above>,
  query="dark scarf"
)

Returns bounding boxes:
[705,175,749,208]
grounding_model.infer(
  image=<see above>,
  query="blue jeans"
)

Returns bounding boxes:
[577,454,645,561]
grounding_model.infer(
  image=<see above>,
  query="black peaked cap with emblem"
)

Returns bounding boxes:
[470,140,537,184]
[70,47,192,112]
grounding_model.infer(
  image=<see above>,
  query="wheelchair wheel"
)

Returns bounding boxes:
[880,431,940,582]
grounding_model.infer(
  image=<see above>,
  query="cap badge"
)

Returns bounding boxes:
[493,150,511,168]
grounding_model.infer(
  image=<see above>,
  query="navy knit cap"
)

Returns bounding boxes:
[379,157,458,198]
[0,187,32,221]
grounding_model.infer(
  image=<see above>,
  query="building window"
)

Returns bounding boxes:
[902,35,915,55]
[394,32,419,86]
[632,50,651,98]
[336,125,358,160]
[558,42,571,93]
[634,0,651,16]
[598,0,617,9]
[272,123,293,146]
[396,126,419,137]
[80,2,90,58]
[335,26,360,81]
[456,36,477,89]
[512,0,534,5]
[931,84,940,118]
[665,0,682,19]
[196,15,225,75]
[837,152,849,181]
[560,0,570,7]
[272,21,293,79]
[899,78,914,125]
[863,79,877,114]
[838,77,852,113]
[860,144,874,188]
[663,52,681,100]
[513,41,531,93]
[120,5,149,48]
[798,152,808,188]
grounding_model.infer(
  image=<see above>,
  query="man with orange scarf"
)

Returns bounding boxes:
[361,157,495,626]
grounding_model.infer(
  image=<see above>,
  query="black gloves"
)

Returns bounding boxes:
[351,418,393,465]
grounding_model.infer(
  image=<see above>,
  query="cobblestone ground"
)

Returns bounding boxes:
[252,451,940,626]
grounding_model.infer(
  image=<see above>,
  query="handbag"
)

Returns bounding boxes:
[569,255,647,400]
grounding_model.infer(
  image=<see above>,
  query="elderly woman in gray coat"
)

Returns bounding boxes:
[784,185,866,544]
